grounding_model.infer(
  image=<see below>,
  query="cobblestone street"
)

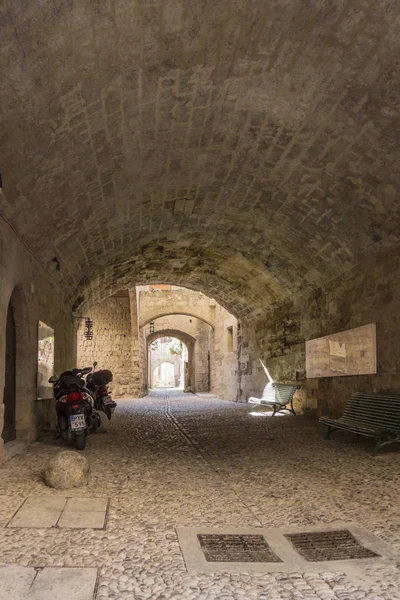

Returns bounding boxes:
[0,390,399,600]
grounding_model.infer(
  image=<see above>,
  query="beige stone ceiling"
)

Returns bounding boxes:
[1,2,400,318]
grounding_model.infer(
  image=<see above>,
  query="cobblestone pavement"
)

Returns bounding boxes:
[0,390,399,600]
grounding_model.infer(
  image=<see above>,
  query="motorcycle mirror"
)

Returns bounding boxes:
[93,361,98,369]
[48,375,58,383]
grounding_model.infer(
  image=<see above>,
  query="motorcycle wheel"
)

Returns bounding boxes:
[91,412,101,433]
[58,416,70,444]
[75,432,87,450]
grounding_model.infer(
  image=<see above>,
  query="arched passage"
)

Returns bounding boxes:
[147,330,196,393]
[1,285,31,446]
[152,361,176,388]
[142,312,215,329]
[2,299,16,442]
[76,286,238,400]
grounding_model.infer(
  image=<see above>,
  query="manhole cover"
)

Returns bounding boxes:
[285,529,380,562]
[197,534,282,563]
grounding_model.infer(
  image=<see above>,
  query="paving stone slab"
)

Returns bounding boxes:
[7,497,67,528]
[7,497,108,529]
[0,566,36,600]
[58,510,106,529]
[63,497,108,512]
[26,567,98,600]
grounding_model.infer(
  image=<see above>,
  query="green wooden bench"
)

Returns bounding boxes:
[249,382,299,416]
[320,391,400,454]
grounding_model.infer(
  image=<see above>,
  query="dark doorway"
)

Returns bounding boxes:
[2,300,16,443]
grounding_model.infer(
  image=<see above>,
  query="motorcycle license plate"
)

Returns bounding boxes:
[103,397,113,405]
[69,415,86,430]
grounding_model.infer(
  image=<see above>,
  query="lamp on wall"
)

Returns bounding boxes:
[84,318,93,340]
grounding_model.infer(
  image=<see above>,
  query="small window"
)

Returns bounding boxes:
[226,326,233,353]
[37,321,55,399]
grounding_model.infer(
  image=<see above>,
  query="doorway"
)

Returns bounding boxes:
[2,300,16,443]
[149,337,188,389]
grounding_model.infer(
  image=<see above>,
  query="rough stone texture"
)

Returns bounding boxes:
[43,451,90,490]
[0,391,398,599]
[144,314,211,393]
[77,287,239,397]
[138,287,217,328]
[3,1,400,431]
[140,287,240,400]
[129,289,147,397]
[2,2,400,321]
[0,216,75,465]
[77,294,134,397]
[210,304,239,401]
[252,248,400,417]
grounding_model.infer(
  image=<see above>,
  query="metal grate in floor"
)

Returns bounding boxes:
[197,534,282,563]
[284,529,380,562]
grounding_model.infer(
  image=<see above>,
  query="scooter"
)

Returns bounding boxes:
[85,362,116,420]
[48,367,101,450]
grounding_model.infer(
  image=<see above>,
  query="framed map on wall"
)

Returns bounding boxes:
[306,323,377,378]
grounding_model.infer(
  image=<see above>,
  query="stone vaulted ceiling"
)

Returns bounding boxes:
[1,1,400,318]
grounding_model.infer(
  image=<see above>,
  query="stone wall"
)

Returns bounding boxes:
[144,314,211,393]
[210,306,239,401]
[253,248,400,417]
[76,286,245,401]
[139,328,148,397]
[77,296,136,398]
[129,290,146,397]
[138,288,216,328]
[139,290,241,400]
[0,216,75,463]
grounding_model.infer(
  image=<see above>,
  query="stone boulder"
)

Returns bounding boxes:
[43,450,90,489]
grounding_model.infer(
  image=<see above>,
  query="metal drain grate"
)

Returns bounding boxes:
[285,529,380,562]
[197,534,282,563]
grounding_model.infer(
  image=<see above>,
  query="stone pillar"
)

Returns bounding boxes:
[129,289,146,396]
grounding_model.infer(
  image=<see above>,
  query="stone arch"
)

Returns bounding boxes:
[2,285,32,445]
[141,311,215,329]
[147,330,195,392]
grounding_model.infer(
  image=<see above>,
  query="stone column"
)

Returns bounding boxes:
[129,289,146,396]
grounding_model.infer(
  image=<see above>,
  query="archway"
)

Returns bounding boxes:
[1,285,31,446]
[147,329,197,393]
[2,300,16,443]
[152,361,176,388]
[149,337,189,390]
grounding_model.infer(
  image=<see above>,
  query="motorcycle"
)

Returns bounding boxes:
[85,362,116,420]
[48,367,101,450]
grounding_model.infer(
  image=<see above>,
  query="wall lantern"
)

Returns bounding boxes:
[84,318,93,340]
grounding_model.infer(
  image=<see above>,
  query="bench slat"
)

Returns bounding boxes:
[319,391,400,454]
[320,417,388,434]
[249,382,298,416]
[342,409,400,423]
